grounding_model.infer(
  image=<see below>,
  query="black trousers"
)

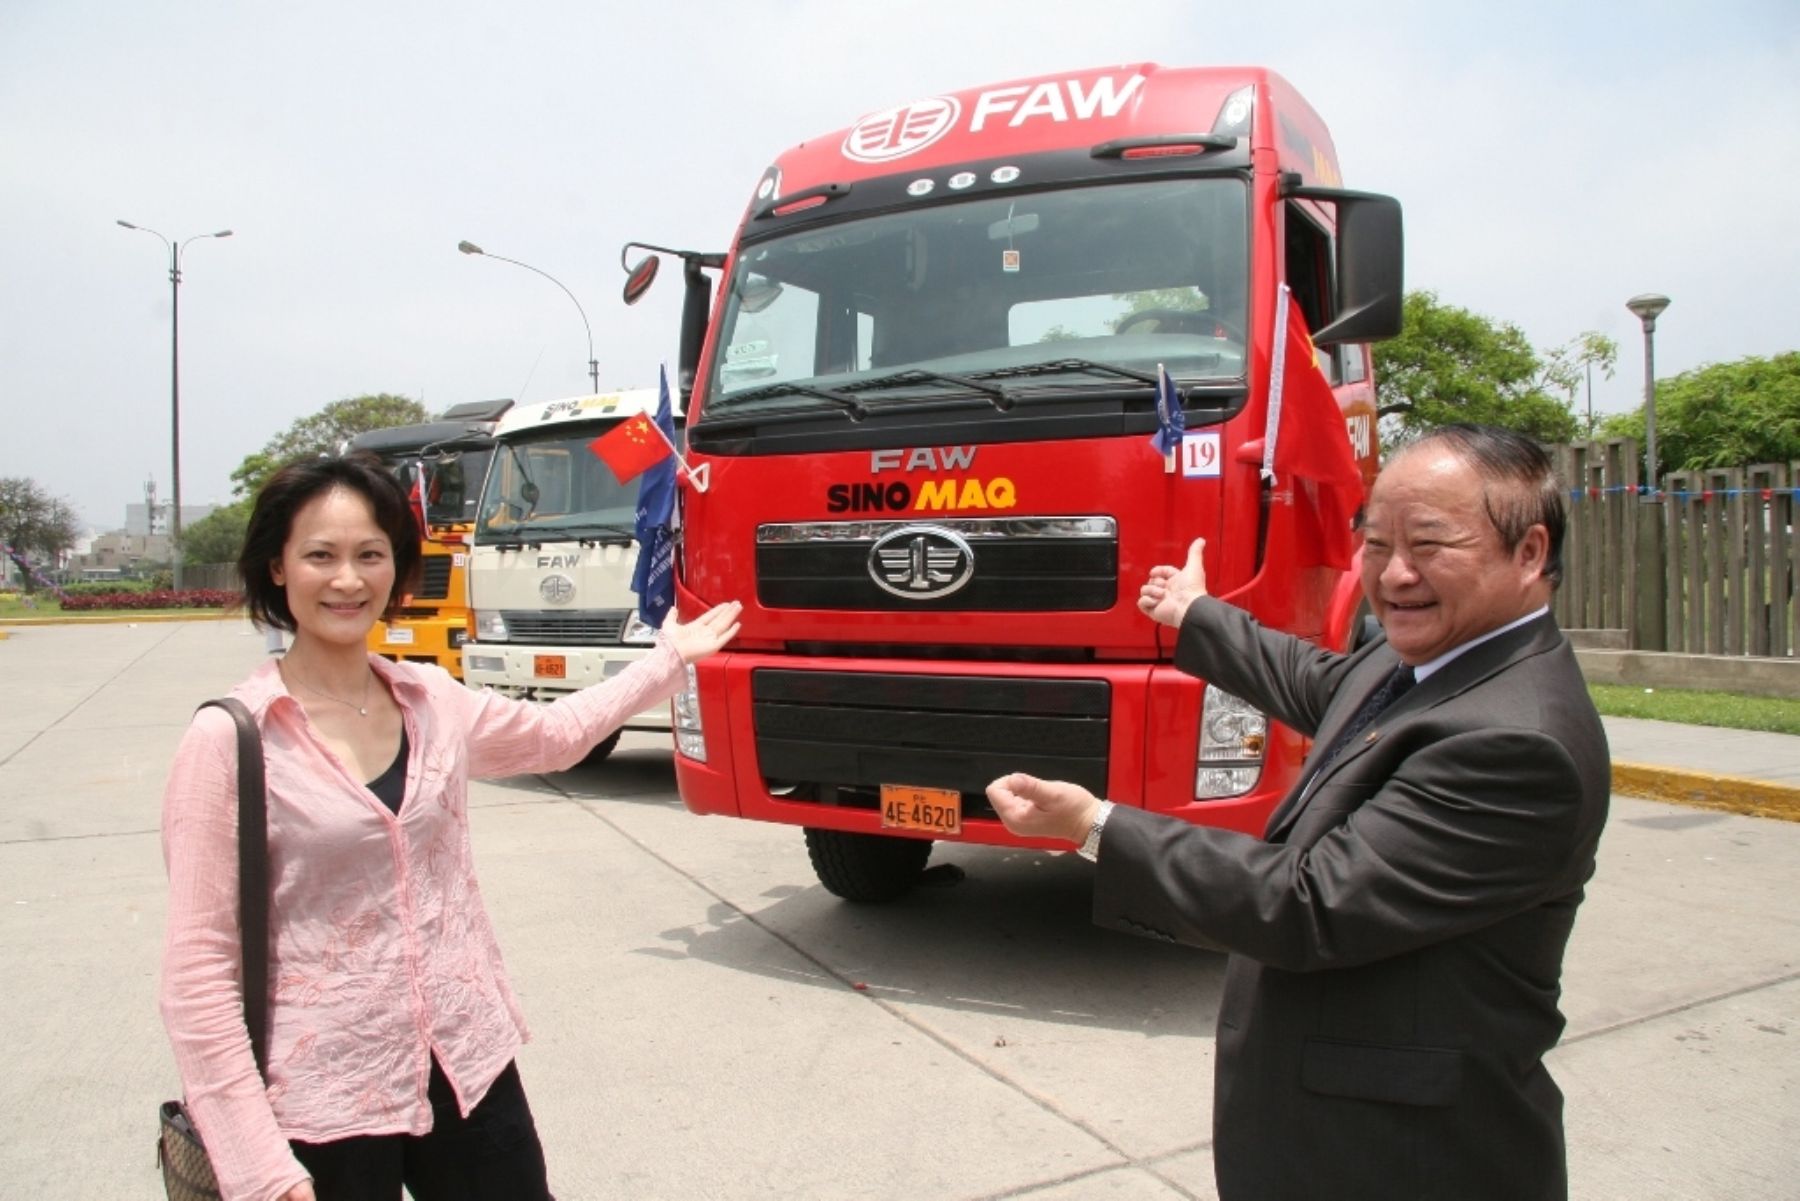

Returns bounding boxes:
[290,1058,551,1201]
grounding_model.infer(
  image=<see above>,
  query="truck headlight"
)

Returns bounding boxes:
[1195,684,1266,799]
[672,663,706,762]
[474,610,509,641]
[621,611,657,645]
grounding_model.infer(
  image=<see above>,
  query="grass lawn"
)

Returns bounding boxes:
[0,594,63,617]
[1589,682,1800,737]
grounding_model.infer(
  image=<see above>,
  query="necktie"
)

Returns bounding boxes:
[1311,663,1416,776]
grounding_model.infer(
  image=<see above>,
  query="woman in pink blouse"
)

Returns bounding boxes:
[160,453,740,1201]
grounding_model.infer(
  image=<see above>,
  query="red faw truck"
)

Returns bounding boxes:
[621,64,1403,901]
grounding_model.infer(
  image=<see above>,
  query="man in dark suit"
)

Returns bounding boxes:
[988,425,1609,1201]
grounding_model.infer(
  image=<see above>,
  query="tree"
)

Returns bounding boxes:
[0,477,81,592]
[1598,352,1800,476]
[231,393,428,498]
[1540,331,1619,437]
[181,499,252,566]
[1373,291,1578,445]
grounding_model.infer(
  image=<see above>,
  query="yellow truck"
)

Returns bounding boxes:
[348,400,512,677]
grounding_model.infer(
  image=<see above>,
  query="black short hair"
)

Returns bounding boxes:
[1404,424,1567,588]
[237,452,421,633]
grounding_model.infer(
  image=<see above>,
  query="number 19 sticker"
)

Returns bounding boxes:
[1180,432,1222,478]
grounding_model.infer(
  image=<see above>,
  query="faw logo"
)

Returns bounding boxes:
[869,526,975,600]
[842,75,1147,164]
[843,96,962,163]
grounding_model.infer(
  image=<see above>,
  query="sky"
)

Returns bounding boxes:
[3,0,1797,531]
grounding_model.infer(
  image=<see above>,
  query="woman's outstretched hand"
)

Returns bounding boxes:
[662,601,744,664]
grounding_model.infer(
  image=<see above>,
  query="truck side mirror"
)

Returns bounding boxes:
[623,254,660,305]
[1285,185,1405,346]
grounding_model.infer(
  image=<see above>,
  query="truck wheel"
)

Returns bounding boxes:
[803,828,932,903]
[582,730,623,764]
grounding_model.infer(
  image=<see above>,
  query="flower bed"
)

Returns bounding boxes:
[58,588,239,611]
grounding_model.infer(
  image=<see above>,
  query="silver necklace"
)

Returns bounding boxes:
[287,666,373,717]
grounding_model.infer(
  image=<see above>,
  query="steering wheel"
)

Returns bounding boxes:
[1116,308,1246,344]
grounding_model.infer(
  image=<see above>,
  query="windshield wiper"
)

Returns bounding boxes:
[973,357,1163,386]
[842,369,1014,411]
[513,524,637,545]
[720,380,867,419]
[562,523,637,543]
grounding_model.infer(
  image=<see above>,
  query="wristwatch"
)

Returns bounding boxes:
[1077,800,1115,861]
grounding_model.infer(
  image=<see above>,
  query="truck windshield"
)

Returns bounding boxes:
[709,177,1248,413]
[475,430,639,541]
[388,447,494,527]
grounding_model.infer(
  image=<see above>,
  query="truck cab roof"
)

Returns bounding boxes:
[493,388,676,440]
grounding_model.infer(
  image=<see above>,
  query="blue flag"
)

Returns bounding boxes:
[1148,362,1185,458]
[631,366,678,629]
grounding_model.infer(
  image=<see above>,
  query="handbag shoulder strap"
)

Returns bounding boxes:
[196,697,269,1079]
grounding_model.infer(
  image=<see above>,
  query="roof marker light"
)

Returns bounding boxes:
[772,194,828,216]
[1091,133,1236,160]
[1121,143,1208,160]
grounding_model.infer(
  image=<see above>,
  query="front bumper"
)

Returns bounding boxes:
[670,652,1300,848]
[461,642,673,728]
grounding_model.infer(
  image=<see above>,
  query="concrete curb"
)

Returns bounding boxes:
[1613,762,1800,822]
[0,611,237,627]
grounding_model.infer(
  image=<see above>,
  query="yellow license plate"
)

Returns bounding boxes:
[533,654,567,680]
[880,784,962,836]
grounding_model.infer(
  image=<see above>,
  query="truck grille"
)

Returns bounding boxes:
[755,516,1116,611]
[751,669,1110,801]
[500,609,629,645]
[412,556,453,600]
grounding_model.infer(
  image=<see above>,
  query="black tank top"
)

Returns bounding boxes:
[365,728,409,815]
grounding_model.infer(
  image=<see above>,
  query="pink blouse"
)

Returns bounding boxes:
[160,644,686,1201]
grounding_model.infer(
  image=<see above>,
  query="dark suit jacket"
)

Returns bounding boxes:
[1094,598,1609,1201]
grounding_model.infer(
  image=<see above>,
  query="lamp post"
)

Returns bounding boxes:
[1625,293,1670,498]
[118,221,233,590]
[458,241,599,395]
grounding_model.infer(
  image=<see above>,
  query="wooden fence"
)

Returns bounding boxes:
[1551,439,1798,657]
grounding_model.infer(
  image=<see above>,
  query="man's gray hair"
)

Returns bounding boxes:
[1399,424,1566,588]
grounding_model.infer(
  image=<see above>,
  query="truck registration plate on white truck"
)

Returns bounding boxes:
[880,784,961,836]
[533,654,566,679]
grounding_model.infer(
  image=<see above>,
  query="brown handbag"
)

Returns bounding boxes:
[157,698,270,1200]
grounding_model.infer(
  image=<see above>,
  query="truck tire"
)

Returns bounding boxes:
[804,828,932,903]
[582,730,623,764]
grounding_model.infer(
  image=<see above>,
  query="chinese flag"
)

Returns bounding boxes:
[407,474,428,535]
[590,413,672,485]
[1270,293,1364,570]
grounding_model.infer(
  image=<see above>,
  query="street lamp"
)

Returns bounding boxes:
[457,241,599,395]
[1626,293,1670,497]
[118,220,233,590]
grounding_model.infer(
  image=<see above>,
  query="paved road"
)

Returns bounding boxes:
[1,621,1795,1199]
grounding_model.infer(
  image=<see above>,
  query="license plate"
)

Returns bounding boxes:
[384,625,415,645]
[533,654,567,679]
[880,784,962,836]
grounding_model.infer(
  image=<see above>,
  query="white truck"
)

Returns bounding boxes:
[460,389,673,760]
